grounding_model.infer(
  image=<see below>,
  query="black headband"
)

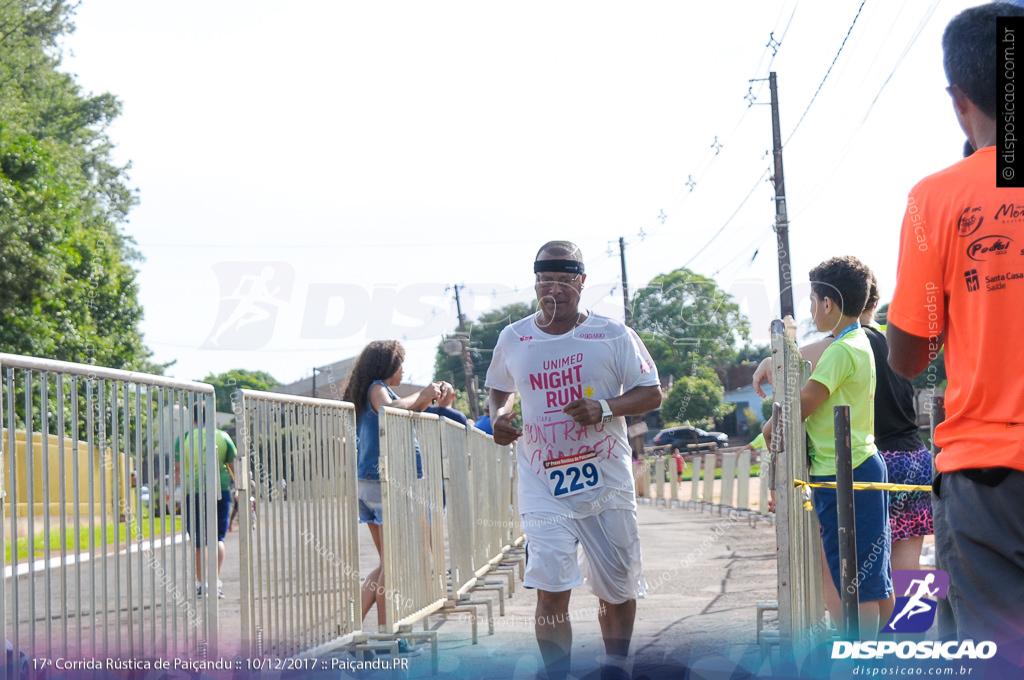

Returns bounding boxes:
[534,259,585,275]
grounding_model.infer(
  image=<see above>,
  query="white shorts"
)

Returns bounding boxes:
[522,509,647,605]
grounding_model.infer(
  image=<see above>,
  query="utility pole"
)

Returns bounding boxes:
[452,285,480,420]
[769,72,795,321]
[618,238,647,460]
[619,237,632,327]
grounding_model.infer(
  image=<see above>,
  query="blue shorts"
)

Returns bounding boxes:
[358,480,384,525]
[812,453,893,602]
[184,491,232,546]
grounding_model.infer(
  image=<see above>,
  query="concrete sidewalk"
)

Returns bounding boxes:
[215,502,779,679]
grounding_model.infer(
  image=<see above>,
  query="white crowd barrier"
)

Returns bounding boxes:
[0,353,219,666]
[640,450,763,516]
[439,420,518,638]
[378,408,445,664]
[441,420,476,600]
[233,390,361,658]
[767,319,826,658]
[1,353,528,668]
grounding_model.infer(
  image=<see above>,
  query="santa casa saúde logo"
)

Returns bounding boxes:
[832,570,997,660]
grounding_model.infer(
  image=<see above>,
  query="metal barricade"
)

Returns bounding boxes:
[435,420,497,641]
[720,452,737,511]
[0,353,217,663]
[737,450,752,511]
[508,445,524,549]
[638,454,647,501]
[690,456,702,507]
[653,457,666,505]
[470,429,518,600]
[702,453,716,511]
[462,428,520,614]
[490,435,517,558]
[668,456,680,506]
[379,408,446,636]
[233,390,360,658]
[441,421,476,599]
[768,319,826,658]
[759,449,772,518]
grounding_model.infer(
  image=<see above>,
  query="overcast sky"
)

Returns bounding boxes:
[62,0,979,390]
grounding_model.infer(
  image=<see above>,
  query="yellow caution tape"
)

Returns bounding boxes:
[793,479,932,493]
[788,479,932,512]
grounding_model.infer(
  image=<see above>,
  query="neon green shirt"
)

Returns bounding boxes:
[805,328,878,476]
[175,427,237,491]
[748,433,766,450]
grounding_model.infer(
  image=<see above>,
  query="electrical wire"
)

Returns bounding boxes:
[789,0,941,221]
[682,167,772,269]
[615,2,801,257]
[783,0,867,146]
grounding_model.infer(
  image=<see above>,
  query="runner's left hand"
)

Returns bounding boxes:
[563,398,601,426]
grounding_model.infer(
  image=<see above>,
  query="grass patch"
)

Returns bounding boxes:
[664,463,761,482]
[6,513,183,562]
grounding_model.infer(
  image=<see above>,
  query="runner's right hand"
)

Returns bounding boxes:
[492,411,522,446]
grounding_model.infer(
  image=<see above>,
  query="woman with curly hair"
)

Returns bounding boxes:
[342,339,444,630]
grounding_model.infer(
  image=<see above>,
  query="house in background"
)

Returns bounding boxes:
[723,383,768,439]
[272,357,426,402]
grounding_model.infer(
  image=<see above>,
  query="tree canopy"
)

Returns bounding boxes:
[0,1,154,370]
[433,301,535,392]
[660,353,732,426]
[631,267,748,381]
[202,369,281,414]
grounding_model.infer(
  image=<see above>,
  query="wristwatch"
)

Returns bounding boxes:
[598,399,613,424]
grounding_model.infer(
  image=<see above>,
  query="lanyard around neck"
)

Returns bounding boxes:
[832,321,861,342]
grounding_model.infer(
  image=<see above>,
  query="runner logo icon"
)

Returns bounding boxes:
[881,569,949,634]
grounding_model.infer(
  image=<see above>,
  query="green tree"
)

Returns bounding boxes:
[631,268,749,380]
[433,301,535,392]
[202,369,281,413]
[660,353,732,426]
[0,1,154,371]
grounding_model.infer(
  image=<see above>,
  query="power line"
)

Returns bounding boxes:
[713,228,775,279]
[789,0,941,222]
[137,238,529,250]
[615,3,801,255]
[783,0,867,146]
[682,167,772,269]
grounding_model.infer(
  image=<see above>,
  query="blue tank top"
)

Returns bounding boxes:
[356,381,422,480]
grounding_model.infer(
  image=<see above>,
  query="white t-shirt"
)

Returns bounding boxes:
[485,312,660,517]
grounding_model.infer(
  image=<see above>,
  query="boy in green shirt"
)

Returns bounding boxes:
[175,404,237,599]
[765,256,894,635]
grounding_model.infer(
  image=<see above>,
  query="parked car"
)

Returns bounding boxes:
[153,475,182,516]
[652,426,728,451]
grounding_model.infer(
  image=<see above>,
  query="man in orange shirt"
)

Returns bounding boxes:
[888,3,1024,665]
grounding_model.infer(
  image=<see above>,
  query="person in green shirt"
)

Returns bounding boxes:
[744,433,766,456]
[175,404,236,599]
[763,256,894,636]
